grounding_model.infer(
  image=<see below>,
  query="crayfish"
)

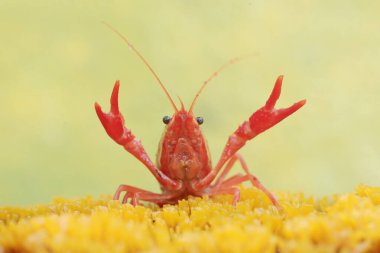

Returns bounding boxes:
[95,25,306,209]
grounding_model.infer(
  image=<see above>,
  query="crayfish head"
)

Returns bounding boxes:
[157,104,212,181]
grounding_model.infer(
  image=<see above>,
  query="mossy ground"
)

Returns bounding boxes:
[1,185,380,253]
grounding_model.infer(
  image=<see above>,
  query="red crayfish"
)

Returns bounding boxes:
[95,26,306,209]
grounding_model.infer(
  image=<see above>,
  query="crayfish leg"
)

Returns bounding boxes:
[208,187,241,207]
[208,153,282,210]
[114,184,178,206]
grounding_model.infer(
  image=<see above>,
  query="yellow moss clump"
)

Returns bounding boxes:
[1,185,380,253]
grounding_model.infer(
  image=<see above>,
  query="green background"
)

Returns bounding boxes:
[1,1,379,206]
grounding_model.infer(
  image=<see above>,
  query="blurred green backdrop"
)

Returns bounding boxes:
[1,1,379,206]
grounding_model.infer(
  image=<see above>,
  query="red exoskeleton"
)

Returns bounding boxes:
[95,25,306,209]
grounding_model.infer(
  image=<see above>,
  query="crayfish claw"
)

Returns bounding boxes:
[276,99,306,123]
[110,80,120,114]
[94,102,106,125]
[95,81,132,145]
[240,76,306,139]
[265,75,283,109]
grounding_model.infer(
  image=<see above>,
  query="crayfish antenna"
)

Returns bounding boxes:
[177,96,185,111]
[189,53,256,113]
[102,21,178,112]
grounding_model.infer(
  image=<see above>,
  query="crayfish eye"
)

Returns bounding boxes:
[162,115,171,124]
[196,116,204,125]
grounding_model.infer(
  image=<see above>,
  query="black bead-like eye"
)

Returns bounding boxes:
[196,116,204,125]
[163,115,171,124]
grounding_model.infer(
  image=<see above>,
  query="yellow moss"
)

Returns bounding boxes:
[1,185,380,253]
